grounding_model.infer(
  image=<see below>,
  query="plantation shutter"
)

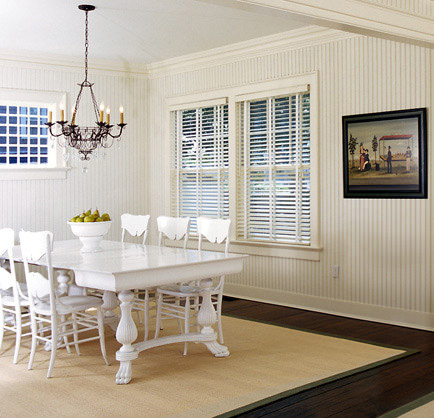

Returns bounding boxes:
[236,91,311,244]
[171,103,229,233]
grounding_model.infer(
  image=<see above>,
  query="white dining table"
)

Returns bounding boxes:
[9,239,247,384]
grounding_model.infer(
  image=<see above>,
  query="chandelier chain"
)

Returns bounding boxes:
[84,10,89,82]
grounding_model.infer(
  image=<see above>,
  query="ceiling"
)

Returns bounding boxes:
[0,0,307,66]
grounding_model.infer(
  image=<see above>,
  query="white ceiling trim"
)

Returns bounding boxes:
[146,25,354,78]
[237,0,434,46]
[0,25,353,78]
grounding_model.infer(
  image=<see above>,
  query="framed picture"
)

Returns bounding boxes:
[343,108,427,198]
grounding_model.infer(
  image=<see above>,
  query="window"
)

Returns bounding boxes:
[236,92,311,245]
[0,104,50,166]
[171,102,229,232]
[168,75,319,259]
[0,89,68,180]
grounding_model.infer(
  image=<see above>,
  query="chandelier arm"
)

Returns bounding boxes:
[107,124,127,139]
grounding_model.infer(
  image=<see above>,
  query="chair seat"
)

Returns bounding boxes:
[156,284,221,297]
[34,295,103,315]
[1,294,29,307]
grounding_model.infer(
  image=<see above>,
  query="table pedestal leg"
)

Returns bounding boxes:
[198,278,229,357]
[102,290,118,332]
[56,270,71,296]
[115,290,138,384]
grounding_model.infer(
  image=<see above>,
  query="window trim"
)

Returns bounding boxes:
[0,88,69,180]
[165,72,320,260]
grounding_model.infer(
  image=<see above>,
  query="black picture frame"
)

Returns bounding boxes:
[343,108,427,199]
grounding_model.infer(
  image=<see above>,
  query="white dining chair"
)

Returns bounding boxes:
[153,216,190,342]
[20,230,109,378]
[0,228,31,364]
[154,217,230,356]
[121,213,154,339]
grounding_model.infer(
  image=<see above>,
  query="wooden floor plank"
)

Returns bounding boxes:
[221,297,434,418]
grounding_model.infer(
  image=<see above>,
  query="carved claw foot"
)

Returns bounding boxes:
[116,361,132,384]
[203,341,230,357]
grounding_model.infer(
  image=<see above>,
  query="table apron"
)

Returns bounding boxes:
[73,258,244,292]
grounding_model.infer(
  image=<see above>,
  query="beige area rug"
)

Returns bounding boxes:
[0,315,414,418]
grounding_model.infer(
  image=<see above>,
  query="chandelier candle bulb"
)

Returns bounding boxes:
[48,111,52,123]
[60,105,64,122]
[99,102,104,122]
[71,109,76,125]
[106,107,110,124]
[119,106,124,124]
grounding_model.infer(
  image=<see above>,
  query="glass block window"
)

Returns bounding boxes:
[0,104,50,166]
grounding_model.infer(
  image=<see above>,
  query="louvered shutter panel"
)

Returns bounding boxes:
[171,104,229,233]
[236,92,311,244]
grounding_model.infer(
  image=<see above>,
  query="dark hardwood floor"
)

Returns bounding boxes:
[221,298,434,418]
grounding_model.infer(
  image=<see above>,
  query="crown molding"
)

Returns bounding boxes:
[238,0,434,47]
[0,50,149,77]
[146,25,354,78]
[0,26,354,79]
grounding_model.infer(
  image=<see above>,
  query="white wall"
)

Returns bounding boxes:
[146,29,433,329]
[0,61,147,243]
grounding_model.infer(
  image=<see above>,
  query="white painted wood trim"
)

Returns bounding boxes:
[238,0,434,46]
[224,283,434,331]
[0,167,70,180]
[165,237,321,261]
[147,27,354,77]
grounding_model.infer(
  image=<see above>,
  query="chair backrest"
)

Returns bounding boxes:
[197,217,231,255]
[121,213,151,245]
[0,228,17,295]
[157,216,190,249]
[19,230,55,315]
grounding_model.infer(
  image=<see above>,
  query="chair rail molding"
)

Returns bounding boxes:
[238,0,434,47]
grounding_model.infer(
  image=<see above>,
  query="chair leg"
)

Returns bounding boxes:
[183,297,190,356]
[97,307,109,366]
[47,323,58,378]
[72,313,80,356]
[13,307,22,364]
[61,315,71,354]
[135,290,143,324]
[0,306,4,351]
[217,294,224,344]
[154,293,162,339]
[144,290,149,341]
[27,313,38,370]
[195,295,200,333]
[175,297,183,334]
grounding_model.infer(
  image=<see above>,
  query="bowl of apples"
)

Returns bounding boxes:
[68,209,112,253]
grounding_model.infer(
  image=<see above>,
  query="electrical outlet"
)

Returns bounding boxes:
[332,265,339,279]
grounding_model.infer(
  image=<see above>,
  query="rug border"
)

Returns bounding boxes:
[379,392,434,417]
[216,313,419,418]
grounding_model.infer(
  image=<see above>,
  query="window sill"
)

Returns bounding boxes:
[165,237,322,261]
[0,167,70,180]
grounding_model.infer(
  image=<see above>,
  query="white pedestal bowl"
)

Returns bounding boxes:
[68,221,112,253]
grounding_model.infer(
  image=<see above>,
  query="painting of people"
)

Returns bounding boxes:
[343,108,427,198]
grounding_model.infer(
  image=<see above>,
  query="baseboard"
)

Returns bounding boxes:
[224,283,434,331]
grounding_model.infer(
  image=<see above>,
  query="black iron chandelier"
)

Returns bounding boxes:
[46,4,126,161]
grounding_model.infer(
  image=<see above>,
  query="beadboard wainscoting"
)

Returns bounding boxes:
[146,29,433,330]
[0,61,148,244]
